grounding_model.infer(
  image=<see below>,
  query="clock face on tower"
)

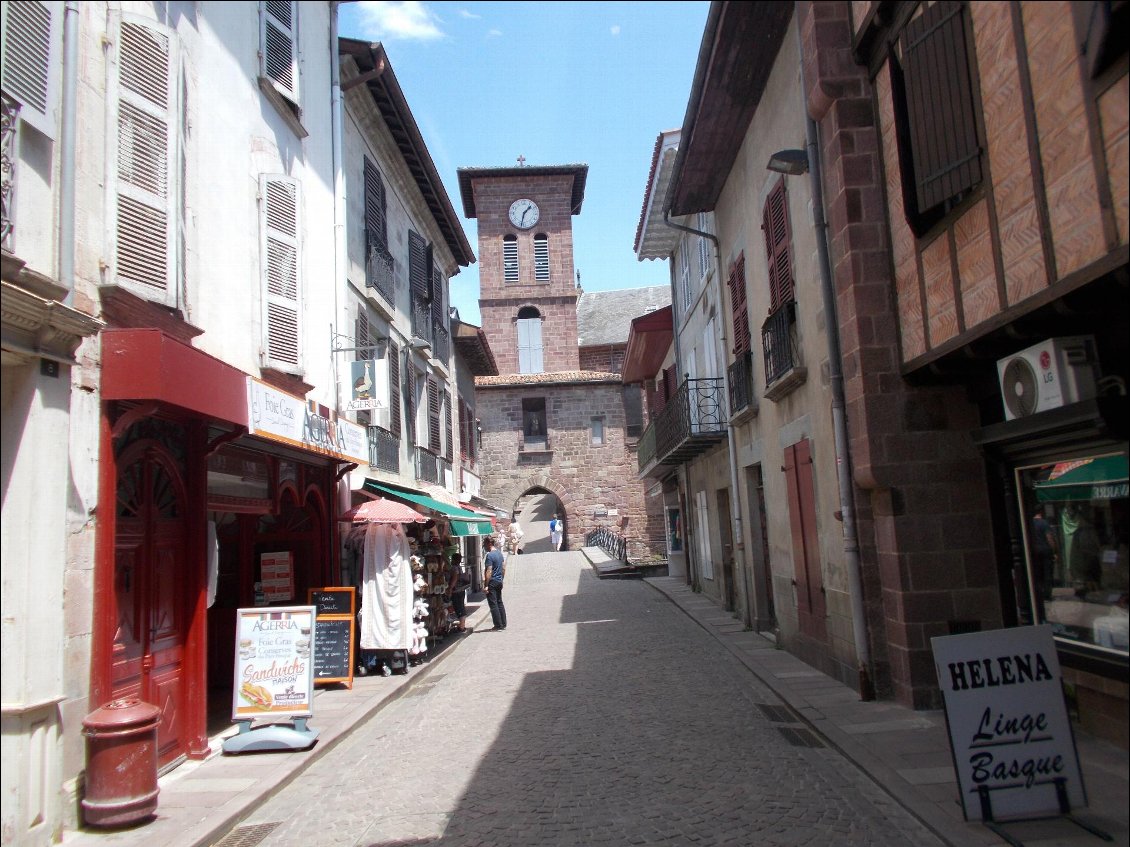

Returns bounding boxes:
[508,198,540,229]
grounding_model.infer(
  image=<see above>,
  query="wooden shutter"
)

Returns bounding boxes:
[260,174,301,371]
[458,399,468,460]
[727,254,751,355]
[388,339,401,436]
[899,1,981,217]
[363,156,386,249]
[431,267,445,326]
[783,439,826,640]
[443,388,453,462]
[109,13,179,306]
[408,230,428,300]
[763,179,794,311]
[427,376,441,453]
[403,360,415,446]
[260,0,299,105]
[517,318,543,374]
[664,365,677,403]
[0,0,60,138]
[467,404,476,460]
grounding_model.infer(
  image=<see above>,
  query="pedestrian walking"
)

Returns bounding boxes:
[508,518,524,554]
[549,513,563,551]
[446,552,469,632]
[482,537,507,631]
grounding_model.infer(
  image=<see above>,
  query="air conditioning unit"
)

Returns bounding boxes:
[996,336,1098,420]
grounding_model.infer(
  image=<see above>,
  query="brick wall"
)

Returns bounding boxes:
[801,1,1001,709]
[476,381,661,555]
[578,344,625,374]
[480,297,580,375]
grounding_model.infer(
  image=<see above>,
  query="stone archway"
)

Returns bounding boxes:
[503,474,572,553]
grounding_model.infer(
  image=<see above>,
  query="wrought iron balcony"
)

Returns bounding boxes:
[431,320,450,364]
[411,296,431,347]
[637,376,727,477]
[366,238,395,305]
[727,350,755,419]
[762,301,807,401]
[1,92,18,249]
[414,445,449,485]
[367,424,399,473]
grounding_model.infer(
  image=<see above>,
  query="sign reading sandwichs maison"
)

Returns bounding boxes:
[931,625,1086,822]
[247,378,368,465]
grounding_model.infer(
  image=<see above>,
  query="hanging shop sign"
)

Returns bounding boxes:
[247,377,368,465]
[345,359,388,412]
[232,606,317,720]
[931,625,1086,822]
[309,587,355,688]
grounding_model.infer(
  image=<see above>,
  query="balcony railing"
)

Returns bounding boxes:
[762,301,807,401]
[366,239,395,305]
[727,350,755,418]
[637,376,727,476]
[411,296,431,347]
[431,320,450,364]
[1,92,18,249]
[763,301,800,386]
[368,424,399,473]
[414,445,449,485]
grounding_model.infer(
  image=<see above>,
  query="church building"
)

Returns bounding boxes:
[457,163,668,557]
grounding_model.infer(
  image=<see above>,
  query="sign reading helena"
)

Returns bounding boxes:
[931,625,1086,821]
[247,378,367,465]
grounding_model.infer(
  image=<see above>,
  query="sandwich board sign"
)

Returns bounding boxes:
[931,625,1086,822]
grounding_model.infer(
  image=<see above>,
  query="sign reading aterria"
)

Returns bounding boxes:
[247,377,368,465]
[232,606,317,720]
[931,625,1086,822]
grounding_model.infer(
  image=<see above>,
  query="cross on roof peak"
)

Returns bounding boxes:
[517,155,526,167]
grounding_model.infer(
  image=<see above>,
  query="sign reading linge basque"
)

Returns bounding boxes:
[931,625,1086,821]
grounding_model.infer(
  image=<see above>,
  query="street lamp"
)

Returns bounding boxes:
[766,148,809,176]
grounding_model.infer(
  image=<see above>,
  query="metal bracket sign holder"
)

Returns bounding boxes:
[223,606,320,754]
[931,625,1111,846]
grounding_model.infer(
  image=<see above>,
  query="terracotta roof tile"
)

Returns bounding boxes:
[474,370,621,388]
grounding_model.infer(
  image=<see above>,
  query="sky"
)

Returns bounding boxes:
[337,1,711,326]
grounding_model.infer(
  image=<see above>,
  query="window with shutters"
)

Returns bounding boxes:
[259,1,304,134]
[697,212,712,281]
[516,306,544,374]
[364,156,394,301]
[443,387,453,462]
[762,179,794,311]
[1,0,60,139]
[426,375,441,454]
[108,13,180,308]
[678,237,692,316]
[503,235,519,283]
[891,1,982,236]
[727,253,752,355]
[533,233,550,282]
[783,439,827,641]
[259,174,302,372]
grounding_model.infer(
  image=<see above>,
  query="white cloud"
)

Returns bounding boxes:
[355,2,445,41]
[487,28,502,37]
[610,24,621,36]
[457,9,481,19]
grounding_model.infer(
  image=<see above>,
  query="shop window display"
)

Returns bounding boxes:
[1016,452,1129,654]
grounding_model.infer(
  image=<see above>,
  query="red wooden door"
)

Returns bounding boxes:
[783,439,827,641]
[112,442,188,767]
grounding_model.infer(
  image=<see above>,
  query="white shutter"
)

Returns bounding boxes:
[260,174,302,372]
[0,0,60,138]
[530,319,543,373]
[260,1,299,106]
[517,319,532,373]
[107,13,179,306]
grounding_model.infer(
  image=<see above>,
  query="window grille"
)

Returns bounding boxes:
[503,235,519,283]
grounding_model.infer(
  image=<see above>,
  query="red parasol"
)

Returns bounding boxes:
[339,497,429,524]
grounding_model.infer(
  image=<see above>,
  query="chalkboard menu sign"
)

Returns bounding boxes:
[310,588,353,616]
[307,587,355,688]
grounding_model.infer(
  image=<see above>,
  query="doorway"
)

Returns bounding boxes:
[746,464,775,630]
[717,487,736,612]
[514,488,564,553]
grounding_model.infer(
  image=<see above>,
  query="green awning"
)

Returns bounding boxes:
[364,480,494,537]
[1035,454,1128,502]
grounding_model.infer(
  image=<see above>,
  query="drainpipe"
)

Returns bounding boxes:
[329,2,347,562]
[800,46,873,699]
[662,209,751,625]
[59,1,80,304]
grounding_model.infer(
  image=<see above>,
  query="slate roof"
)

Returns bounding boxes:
[576,286,672,347]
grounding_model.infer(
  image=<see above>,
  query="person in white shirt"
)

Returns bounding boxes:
[549,513,563,551]
[508,519,524,555]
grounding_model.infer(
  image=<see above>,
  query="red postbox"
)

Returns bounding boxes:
[81,698,161,828]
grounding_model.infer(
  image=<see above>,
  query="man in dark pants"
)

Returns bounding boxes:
[483,537,507,631]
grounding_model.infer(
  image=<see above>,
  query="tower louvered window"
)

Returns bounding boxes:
[109,13,179,307]
[1,0,60,138]
[762,179,794,311]
[534,234,549,282]
[260,174,302,371]
[503,235,519,283]
[260,1,299,107]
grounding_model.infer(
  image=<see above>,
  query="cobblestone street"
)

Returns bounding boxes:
[233,552,943,846]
